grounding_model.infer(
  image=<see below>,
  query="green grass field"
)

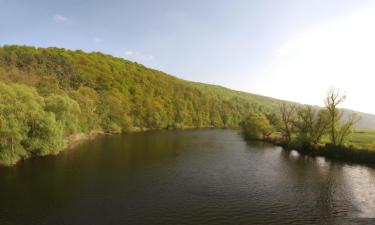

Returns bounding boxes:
[269,130,375,151]
[349,129,375,150]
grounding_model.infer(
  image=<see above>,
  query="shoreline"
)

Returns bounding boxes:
[0,126,228,167]
[262,137,375,166]
[2,128,374,168]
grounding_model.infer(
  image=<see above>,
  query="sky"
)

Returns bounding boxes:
[1,0,375,114]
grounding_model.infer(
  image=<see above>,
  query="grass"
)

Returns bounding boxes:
[349,129,375,150]
[261,129,375,165]
[269,129,375,151]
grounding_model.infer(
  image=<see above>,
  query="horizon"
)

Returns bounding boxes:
[1,0,374,114]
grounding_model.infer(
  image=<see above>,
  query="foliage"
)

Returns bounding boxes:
[0,45,371,165]
[324,89,359,146]
[45,95,82,136]
[294,106,329,147]
[0,45,291,165]
[0,82,64,165]
[265,112,282,131]
[279,103,296,143]
[0,45,272,134]
[241,112,274,140]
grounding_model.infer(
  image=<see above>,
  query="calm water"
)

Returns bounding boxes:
[0,129,375,225]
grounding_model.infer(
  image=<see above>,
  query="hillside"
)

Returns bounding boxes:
[0,45,374,165]
[342,109,375,130]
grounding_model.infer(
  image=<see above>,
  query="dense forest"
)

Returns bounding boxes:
[0,45,374,165]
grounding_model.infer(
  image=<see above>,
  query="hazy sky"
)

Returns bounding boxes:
[1,0,374,113]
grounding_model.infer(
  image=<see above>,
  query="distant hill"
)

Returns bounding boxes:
[342,109,375,129]
[190,83,375,129]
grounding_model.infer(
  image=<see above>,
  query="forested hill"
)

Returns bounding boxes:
[0,45,281,130]
[0,45,374,165]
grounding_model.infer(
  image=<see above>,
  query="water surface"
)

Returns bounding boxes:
[0,129,374,225]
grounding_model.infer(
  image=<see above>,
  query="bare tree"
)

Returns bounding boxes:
[280,103,296,143]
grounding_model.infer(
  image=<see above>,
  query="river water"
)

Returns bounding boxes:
[0,129,374,225]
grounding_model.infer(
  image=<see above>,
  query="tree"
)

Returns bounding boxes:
[265,112,282,131]
[98,89,131,133]
[45,95,82,136]
[0,82,64,165]
[280,103,296,143]
[23,112,64,156]
[36,76,62,96]
[242,112,274,140]
[0,114,28,165]
[324,88,359,146]
[336,113,360,146]
[294,106,329,147]
[70,86,100,132]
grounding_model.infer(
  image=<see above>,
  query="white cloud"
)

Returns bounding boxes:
[53,14,68,22]
[255,5,375,114]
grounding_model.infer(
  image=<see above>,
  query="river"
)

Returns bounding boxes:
[0,129,374,225]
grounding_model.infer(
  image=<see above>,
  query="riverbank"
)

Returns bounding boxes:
[0,125,226,167]
[0,130,107,167]
[2,126,373,167]
[263,137,375,166]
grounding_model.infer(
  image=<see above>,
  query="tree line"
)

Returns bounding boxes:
[242,89,360,150]
[0,45,281,165]
[0,45,367,166]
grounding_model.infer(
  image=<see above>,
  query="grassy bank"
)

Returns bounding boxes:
[262,131,375,166]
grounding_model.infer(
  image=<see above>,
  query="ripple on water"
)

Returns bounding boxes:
[0,129,375,225]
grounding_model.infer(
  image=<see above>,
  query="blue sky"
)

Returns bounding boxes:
[1,0,375,113]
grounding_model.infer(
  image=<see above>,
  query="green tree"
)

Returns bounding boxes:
[294,106,329,147]
[98,89,130,133]
[0,82,64,165]
[70,86,100,132]
[325,89,360,146]
[280,103,296,143]
[45,95,82,136]
[23,112,64,156]
[265,112,282,131]
[242,112,274,140]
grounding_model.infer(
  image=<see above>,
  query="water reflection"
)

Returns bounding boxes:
[278,148,375,222]
[0,129,374,225]
[342,165,375,218]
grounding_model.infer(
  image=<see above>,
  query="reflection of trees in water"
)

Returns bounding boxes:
[341,165,375,219]
[279,150,358,224]
[243,139,276,149]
